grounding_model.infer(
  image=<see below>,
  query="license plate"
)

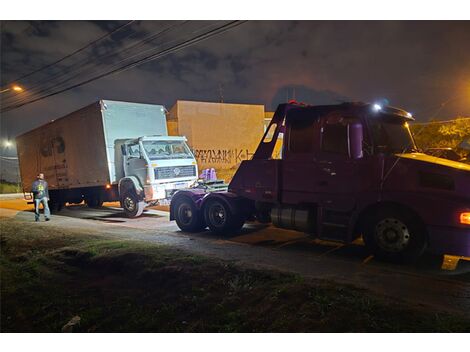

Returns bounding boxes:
[174,182,187,188]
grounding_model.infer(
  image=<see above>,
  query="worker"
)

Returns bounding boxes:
[32,173,50,222]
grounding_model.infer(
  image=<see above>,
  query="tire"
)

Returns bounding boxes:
[121,191,145,218]
[86,196,102,208]
[173,197,206,232]
[363,207,427,263]
[203,199,245,236]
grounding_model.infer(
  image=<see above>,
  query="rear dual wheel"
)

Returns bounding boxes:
[174,198,206,232]
[203,199,245,236]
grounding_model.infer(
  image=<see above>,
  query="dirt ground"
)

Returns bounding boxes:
[2,217,470,332]
[1,196,470,332]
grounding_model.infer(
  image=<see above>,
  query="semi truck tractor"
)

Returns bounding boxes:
[16,100,198,217]
[171,102,470,262]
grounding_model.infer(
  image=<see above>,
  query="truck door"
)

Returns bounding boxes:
[124,142,147,185]
[281,113,321,204]
[316,114,363,240]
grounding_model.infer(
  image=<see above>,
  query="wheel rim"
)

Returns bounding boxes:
[375,218,411,253]
[178,203,193,225]
[124,196,136,212]
[208,203,226,227]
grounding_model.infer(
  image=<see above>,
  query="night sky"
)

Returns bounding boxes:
[1,20,470,151]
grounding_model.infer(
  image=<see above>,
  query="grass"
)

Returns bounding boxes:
[1,217,470,332]
[0,181,21,194]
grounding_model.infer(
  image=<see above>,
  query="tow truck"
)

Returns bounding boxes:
[170,102,470,263]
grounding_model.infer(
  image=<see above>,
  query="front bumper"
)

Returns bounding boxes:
[144,179,196,201]
[427,225,470,257]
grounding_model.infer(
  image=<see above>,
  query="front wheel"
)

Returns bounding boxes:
[121,191,145,218]
[173,197,206,232]
[363,208,427,263]
[203,199,244,236]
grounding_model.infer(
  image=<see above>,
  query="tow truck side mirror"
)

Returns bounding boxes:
[121,144,127,156]
[349,122,364,160]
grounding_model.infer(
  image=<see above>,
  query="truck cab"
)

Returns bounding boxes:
[171,102,470,263]
[119,135,198,217]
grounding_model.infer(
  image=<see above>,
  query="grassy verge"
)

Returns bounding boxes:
[1,218,469,332]
[0,181,21,194]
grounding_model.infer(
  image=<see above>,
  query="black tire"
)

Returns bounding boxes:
[203,199,245,236]
[173,197,206,232]
[86,196,102,208]
[121,191,145,218]
[363,207,427,263]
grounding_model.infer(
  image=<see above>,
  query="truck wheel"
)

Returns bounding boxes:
[363,208,427,263]
[86,196,103,208]
[121,191,145,218]
[174,198,206,232]
[204,199,244,236]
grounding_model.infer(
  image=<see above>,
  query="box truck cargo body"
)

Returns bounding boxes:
[16,100,198,217]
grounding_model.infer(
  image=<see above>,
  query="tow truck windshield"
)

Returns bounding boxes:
[369,119,417,154]
[142,140,193,160]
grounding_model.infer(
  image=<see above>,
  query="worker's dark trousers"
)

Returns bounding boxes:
[34,197,50,221]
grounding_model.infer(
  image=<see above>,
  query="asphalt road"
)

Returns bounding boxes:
[1,196,469,315]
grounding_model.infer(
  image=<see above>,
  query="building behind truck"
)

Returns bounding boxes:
[167,100,265,176]
[16,100,198,217]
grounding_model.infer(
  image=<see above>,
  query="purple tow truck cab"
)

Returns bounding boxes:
[170,102,470,263]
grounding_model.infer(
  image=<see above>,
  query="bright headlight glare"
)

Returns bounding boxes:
[373,104,382,111]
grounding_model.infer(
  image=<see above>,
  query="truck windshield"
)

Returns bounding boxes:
[142,140,193,160]
[369,120,417,154]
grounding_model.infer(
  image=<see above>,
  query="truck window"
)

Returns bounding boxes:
[288,118,316,153]
[127,144,140,158]
[321,123,349,155]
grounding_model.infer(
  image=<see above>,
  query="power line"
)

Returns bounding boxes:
[2,21,245,113]
[3,20,135,87]
[2,21,189,107]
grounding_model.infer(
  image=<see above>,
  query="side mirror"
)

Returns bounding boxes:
[121,144,127,156]
[349,122,364,160]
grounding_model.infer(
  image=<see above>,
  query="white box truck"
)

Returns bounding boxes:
[16,100,198,217]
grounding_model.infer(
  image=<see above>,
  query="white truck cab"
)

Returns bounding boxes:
[121,135,198,214]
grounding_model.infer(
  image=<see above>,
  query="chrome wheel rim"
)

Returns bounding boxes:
[375,218,410,252]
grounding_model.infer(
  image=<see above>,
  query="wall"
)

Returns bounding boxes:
[167,101,265,174]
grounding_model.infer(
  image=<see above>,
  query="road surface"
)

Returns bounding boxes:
[1,196,469,315]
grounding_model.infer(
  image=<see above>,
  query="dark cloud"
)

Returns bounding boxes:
[1,20,470,143]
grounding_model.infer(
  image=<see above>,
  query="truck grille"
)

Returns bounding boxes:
[155,165,196,179]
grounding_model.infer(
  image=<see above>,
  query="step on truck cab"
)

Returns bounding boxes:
[171,102,470,262]
[17,100,198,217]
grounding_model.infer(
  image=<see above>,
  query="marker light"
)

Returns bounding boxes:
[406,112,413,118]
[373,104,382,111]
[460,212,470,225]
[105,184,111,189]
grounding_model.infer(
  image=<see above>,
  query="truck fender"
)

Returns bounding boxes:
[118,176,144,198]
[170,189,206,221]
